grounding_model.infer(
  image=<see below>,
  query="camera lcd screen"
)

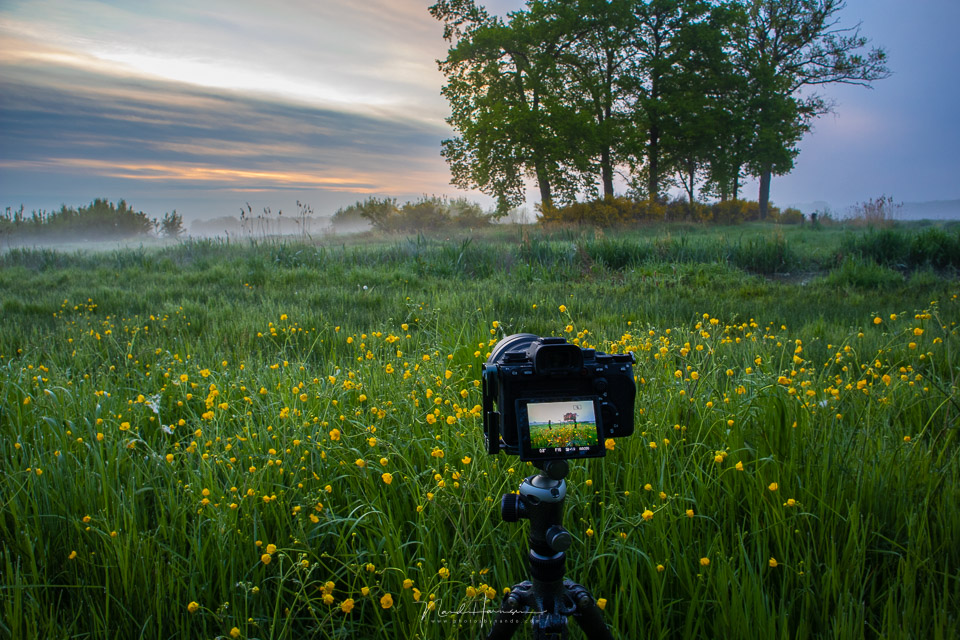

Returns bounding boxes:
[516,397,605,460]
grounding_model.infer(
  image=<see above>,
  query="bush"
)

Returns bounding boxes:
[771,207,805,225]
[539,197,666,225]
[710,200,761,224]
[331,196,494,233]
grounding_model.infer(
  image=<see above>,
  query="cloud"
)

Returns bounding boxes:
[0,30,458,216]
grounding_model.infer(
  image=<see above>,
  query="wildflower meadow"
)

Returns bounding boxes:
[1,224,958,639]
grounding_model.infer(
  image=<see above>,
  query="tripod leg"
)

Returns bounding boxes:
[485,582,531,640]
[566,581,614,640]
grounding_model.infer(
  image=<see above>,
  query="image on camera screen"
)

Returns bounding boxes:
[525,399,600,456]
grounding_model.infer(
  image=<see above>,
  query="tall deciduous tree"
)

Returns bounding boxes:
[729,0,890,217]
[430,0,582,212]
[533,0,640,199]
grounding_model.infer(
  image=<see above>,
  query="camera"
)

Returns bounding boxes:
[482,334,636,461]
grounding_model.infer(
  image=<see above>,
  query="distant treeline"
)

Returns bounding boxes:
[1,199,183,239]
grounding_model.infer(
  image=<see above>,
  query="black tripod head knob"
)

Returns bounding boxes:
[501,493,523,522]
[535,459,569,480]
[545,525,572,552]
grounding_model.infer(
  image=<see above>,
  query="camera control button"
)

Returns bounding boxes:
[593,377,608,392]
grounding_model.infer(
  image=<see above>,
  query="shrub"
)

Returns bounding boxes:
[710,200,761,225]
[539,197,666,225]
[771,207,805,225]
[332,196,494,233]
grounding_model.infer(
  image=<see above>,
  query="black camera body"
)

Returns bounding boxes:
[482,334,636,461]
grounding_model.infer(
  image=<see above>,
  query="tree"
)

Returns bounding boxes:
[729,0,890,217]
[160,211,184,238]
[430,0,584,212]
[533,0,641,199]
[626,0,717,201]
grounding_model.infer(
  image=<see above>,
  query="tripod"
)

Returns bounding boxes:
[485,460,614,640]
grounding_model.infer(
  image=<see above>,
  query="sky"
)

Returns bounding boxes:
[1,0,958,223]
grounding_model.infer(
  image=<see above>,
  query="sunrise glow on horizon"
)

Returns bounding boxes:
[1,0,958,222]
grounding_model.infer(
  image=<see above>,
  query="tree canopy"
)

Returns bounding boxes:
[430,0,889,216]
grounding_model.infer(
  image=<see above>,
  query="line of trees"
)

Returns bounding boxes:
[429,0,889,217]
[0,199,184,239]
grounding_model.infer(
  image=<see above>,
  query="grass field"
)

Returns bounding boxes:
[1,222,959,639]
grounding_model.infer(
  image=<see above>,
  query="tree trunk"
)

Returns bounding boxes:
[758,167,771,219]
[535,161,553,209]
[601,146,614,199]
[647,125,660,201]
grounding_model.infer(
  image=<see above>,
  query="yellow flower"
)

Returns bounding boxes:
[735,461,744,471]
[462,456,472,464]
[699,557,710,567]
[329,429,341,441]
[656,564,665,573]
[230,627,241,638]
[380,593,393,609]
[768,482,778,492]
[365,563,376,572]
[68,550,77,560]
[559,305,567,313]
[686,509,694,518]
[323,593,334,605]
[642,510,654,522]
[914,327,924,336]
[341,598,355,613]
[714,454,724,464]
[768,557,778,568]
[119,422,130,431]
[361,586,370,596]
[604,438,615,451]
[261,553,272,565]
[596,598,607,610]
[586,528,595,537]
[438,567,450,579]
[873,316,882,325]
[266,543,277,555]
[381,473,393,485]
[187,601,200,613]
